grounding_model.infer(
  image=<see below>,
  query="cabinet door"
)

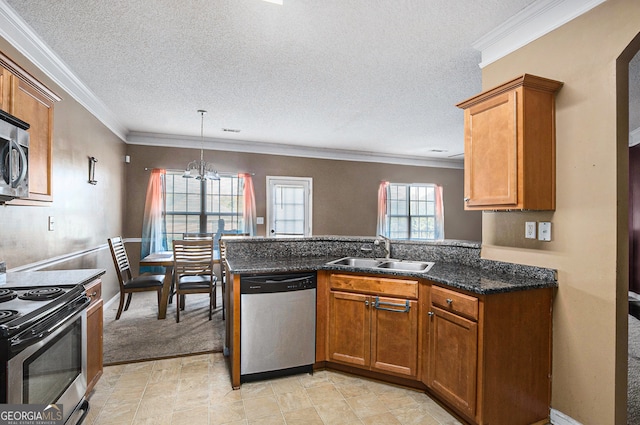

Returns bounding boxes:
[371,296,418,378]
[428,306,478,419]
[0,66,10,110]
[464,90,518,208]
[328,291,370,368]
[86,298,103,394]
[11,78,54,201]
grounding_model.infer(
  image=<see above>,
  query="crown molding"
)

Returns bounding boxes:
[127,132,464,169]
[0,0,128,141]
[473,0,606,68]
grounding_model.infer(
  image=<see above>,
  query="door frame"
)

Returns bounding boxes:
[266,176,313,237]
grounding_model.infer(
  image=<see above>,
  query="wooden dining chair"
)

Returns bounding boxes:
[107,236,164,320]
[173,239,217,323]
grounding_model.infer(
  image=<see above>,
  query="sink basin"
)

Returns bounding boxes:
[376,260,435,272]
[326,257,434,273]
[326,257,383,268]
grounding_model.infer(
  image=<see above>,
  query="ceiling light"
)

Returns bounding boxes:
[183,110,219,180]
[262,0,283,4]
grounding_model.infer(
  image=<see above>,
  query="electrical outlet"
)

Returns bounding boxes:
[525,222,536,239]
[538,222,551,241]
[256,217,264,225]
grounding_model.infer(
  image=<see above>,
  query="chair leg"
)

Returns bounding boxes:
[209,288,213,321]
[222,279,225,321]
[156,289,162,319]
[176,292,180,323]
[213,281,217,308]
[124,293,133,311]
[115,292,125,320]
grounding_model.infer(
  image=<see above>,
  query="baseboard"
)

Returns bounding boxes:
[550,409,583,425]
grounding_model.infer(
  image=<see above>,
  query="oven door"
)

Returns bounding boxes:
[7,306,88,424]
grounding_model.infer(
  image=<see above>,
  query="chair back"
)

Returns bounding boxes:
[173,239,214,278]
[183,232,214,240]
[108,237,133,286]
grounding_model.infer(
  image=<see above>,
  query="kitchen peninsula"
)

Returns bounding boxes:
[223,236,557,425]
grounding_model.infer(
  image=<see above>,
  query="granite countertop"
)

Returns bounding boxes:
[226,257,557,295]
[3,268,106,289]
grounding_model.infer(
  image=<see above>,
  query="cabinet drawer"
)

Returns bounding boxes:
[329,273,418,299]
[85,280,102,306]
[431,286,478,321]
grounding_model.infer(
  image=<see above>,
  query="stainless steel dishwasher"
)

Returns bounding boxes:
[240,272,316,382]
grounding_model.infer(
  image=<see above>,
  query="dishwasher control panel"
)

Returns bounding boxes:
[240,272,317,294]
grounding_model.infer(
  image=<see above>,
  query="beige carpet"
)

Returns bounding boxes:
[102,290,224,365]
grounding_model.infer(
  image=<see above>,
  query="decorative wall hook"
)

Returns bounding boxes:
[88,156,98,185]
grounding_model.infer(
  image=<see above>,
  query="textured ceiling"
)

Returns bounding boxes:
[3,0,577,164]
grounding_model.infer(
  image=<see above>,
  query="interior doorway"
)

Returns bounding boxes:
[623,32,640,425]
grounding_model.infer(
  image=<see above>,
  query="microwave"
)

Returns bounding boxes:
[0,109,29,203]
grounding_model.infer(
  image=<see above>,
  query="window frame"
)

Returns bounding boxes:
[386,183,442,241]
[164,171,245,247]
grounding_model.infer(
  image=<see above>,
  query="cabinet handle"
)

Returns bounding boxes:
[428,311,434,317]
[464,197,470,202]
[374,296,410,313]
[446,298,453,305]
[91,291,98,298]
[365,300,369,306]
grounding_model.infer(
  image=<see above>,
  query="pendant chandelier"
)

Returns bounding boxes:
[183,109,220,180]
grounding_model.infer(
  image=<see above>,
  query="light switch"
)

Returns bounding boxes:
[525,222,536,239]
[256,217,264,225]
[538,222,551,241]
[48,216,55,231]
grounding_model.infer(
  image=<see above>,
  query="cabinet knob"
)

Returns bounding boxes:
[428,311,434,317]
[464,197,470,202]
[91,291,98,298]
[446,298,453,305]
[365,300,369,306]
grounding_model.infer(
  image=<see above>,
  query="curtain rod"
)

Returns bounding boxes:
[143,168,255,176]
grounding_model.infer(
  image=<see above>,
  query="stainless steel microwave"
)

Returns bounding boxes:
[0,109,29,203]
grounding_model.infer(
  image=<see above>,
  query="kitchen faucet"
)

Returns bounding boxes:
[375,235,391,259]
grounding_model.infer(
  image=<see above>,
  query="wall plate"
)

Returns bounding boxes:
[538,222,551,241]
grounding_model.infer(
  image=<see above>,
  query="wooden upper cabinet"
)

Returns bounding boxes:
[457,74,563,210]
[0,51,60,203]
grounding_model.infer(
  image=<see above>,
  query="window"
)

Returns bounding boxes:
[164,171,244,247]
[385,183,443,240]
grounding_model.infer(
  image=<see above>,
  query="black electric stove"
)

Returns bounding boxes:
[0,283,87,340]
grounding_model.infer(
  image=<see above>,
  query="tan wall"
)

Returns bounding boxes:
[479,0,639,423]
[0,40,127,302]
[123,144,481,254]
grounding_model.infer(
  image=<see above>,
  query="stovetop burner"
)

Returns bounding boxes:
[18,287,64,301]
[0,289,17,303]
[0,310,19,325]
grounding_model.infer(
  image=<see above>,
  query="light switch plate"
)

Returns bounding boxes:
[256,217,264,225]
[538,222,551,241]
[48,216,55,231]
[525,222,536,239]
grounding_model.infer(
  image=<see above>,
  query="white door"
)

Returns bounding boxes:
[266,176,312,237]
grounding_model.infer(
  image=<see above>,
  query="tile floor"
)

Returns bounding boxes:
[86,353,462,425]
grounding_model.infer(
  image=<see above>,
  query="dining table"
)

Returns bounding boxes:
[140,250,220,319]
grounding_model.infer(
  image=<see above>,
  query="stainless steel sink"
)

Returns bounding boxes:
[326,257,434,273]
[326,257,383,268]
[376,260,435,272]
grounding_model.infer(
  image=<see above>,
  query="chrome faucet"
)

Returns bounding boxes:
[375,235,391,259]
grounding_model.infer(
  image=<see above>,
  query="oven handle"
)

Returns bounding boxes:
[10,295,90,352]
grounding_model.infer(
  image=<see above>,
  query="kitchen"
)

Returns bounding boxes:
[0,0,637,424]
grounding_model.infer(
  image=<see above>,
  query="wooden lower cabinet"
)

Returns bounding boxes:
[319,272,553,425]
[424,285,553,425]
[85,279,103,395]
[328,286,419,379]
[427,305,478,419]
